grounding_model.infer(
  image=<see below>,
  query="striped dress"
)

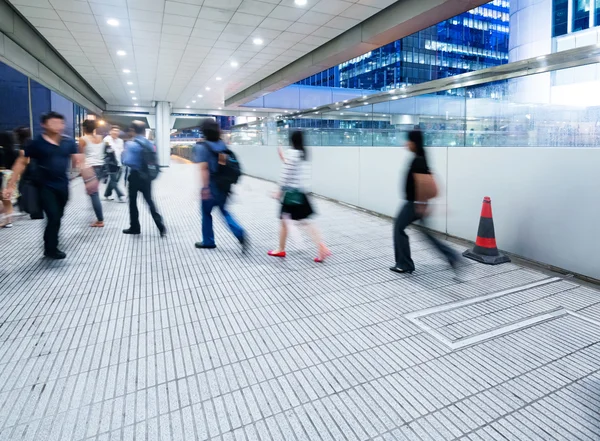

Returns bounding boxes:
[279,148,314,220]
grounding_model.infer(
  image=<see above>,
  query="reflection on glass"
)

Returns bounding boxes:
[572,0,590,31]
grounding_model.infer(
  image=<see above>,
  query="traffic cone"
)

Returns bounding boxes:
[463,197,510,265]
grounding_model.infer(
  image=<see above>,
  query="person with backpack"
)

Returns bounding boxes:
[122,120,166,237]
[193,119,246,251]
[390,130,458,274]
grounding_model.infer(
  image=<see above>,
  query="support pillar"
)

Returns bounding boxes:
[155,101,171,166]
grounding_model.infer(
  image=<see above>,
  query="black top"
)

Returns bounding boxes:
[0,144,18,170]
[405,156,430,201]
[25,135,78,193]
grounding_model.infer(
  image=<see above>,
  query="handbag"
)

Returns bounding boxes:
[283,189,304,205]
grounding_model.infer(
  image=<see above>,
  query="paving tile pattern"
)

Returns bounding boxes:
[1,163,599,440]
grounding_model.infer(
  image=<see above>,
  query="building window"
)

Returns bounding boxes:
[572,0,590,31]
[553,0,568,36]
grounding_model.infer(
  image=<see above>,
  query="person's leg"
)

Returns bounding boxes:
[114,168,125,199]
[140,180,164,233]
[300,220,330,260]
[89,192,104,223]
[127,174,141,232]
[104,172,115,198]
[420,217,458,266]
[40,187,62,255]
[217,199,244,241]
[199,198,216,246]
[1,200,12,227]
[393,202,417,272]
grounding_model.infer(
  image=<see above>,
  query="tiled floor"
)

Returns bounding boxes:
[1,162,600,441]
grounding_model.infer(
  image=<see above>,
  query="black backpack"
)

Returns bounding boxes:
[203,141,242,194]
[136,139,160,181]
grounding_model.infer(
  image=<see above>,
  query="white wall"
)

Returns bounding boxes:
[232,144,600,280]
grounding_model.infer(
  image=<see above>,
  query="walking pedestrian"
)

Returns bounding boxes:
[3,112,89,259]
[193,119,246,251]
[79,119,105,227]
[103,125,125,202]
[390,129,458,274]
[122,120,166,236]
[267,130,330,262]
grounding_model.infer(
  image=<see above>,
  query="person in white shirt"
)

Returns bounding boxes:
[103,125,125,202]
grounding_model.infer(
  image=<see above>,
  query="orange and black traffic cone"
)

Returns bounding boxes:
[463,197,510,265]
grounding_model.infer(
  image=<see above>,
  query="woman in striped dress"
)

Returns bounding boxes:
[268,130,330,262]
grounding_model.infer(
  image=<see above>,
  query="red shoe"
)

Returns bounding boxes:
[267,250,286,258]
[314,246,332,263]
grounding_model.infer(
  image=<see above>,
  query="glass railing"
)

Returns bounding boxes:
[230,48,600,148]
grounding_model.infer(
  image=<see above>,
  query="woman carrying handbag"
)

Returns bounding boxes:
[390,130,459,274]
[268,130,330,263]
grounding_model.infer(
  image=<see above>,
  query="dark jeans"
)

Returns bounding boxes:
[40,186,68,253]
[201,192,244,246]
[104,167,124,199]
[393,201,457,271]
[128,171,164,232]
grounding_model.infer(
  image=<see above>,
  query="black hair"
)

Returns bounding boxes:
[82,119,97,134]
[0,132,17,169]
[201,119,220,142]
[130,120,147,135]
[13,126,31,147]
[408,130,426,158]
[0,132,14,149]
[111,125,120,130]
[40,111,65,124]
[290,130,307,160]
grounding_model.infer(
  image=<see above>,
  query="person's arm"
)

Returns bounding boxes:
[3,152,27,199]
[278,146,285,163]
[200,162,210,199]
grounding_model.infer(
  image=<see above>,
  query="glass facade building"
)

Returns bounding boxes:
[297,0,509,91]
[0,60,88,139]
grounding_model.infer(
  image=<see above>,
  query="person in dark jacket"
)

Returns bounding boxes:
[121,120,166,237]
[390,130,459,274]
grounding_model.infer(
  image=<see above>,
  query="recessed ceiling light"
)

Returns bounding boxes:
[132,97,137,100]
[127,81,133,85]
[123,69,130,73]
[340,113,344,115]
[198,94,203,98]
[216,77,222,81]
[364,102,369,105]
[130,90,135,94]
[295,0,307,5]
[186,106,190,108]
[205,87,210,91]
[107,18,119,26]
[284,110,289,113]
[230,61,239,67]
[252,109,256,111]
[218,107,222,110]
[117,50,126,56]
[336,108,340,110]
[343,100,348,103]
[365,113,369,116]
[362,95,367,99]
[383,114,387,116]
[192,100,196,103]
[253,38,264,45]
[345,105,350,108]
[314,112,318,114]
[313,107,317,109]
[134,103,139,106]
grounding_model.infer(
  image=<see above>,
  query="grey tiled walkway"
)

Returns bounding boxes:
[1,162,600,441]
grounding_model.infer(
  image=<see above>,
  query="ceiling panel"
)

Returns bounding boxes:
[9,0,393,108]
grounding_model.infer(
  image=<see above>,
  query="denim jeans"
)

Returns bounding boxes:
[104,167,124,199]
[128,171,164,233]
[393,201,457,271]
[201,192,244,246]
[40,186,68,253]
[89,166,104,221]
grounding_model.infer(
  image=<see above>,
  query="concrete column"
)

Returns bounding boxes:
[155,101,171,167]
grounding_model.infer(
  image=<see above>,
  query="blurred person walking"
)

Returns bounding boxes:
[0,132,19,227]
[103,125,125,202]
[79,119,105,227]
[13,126,42,220]
[390,130,458,274]
[193,119,246,251]
[122,120,165,236]
[267,130,330,262]
[3,112,89,259]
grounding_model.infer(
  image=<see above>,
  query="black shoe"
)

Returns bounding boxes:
[195,242,216,249]
[44,250,66,260]
[239,234,248,254]
[123,228,141,235]
[390,266,413,274]
[159,227,167,238]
